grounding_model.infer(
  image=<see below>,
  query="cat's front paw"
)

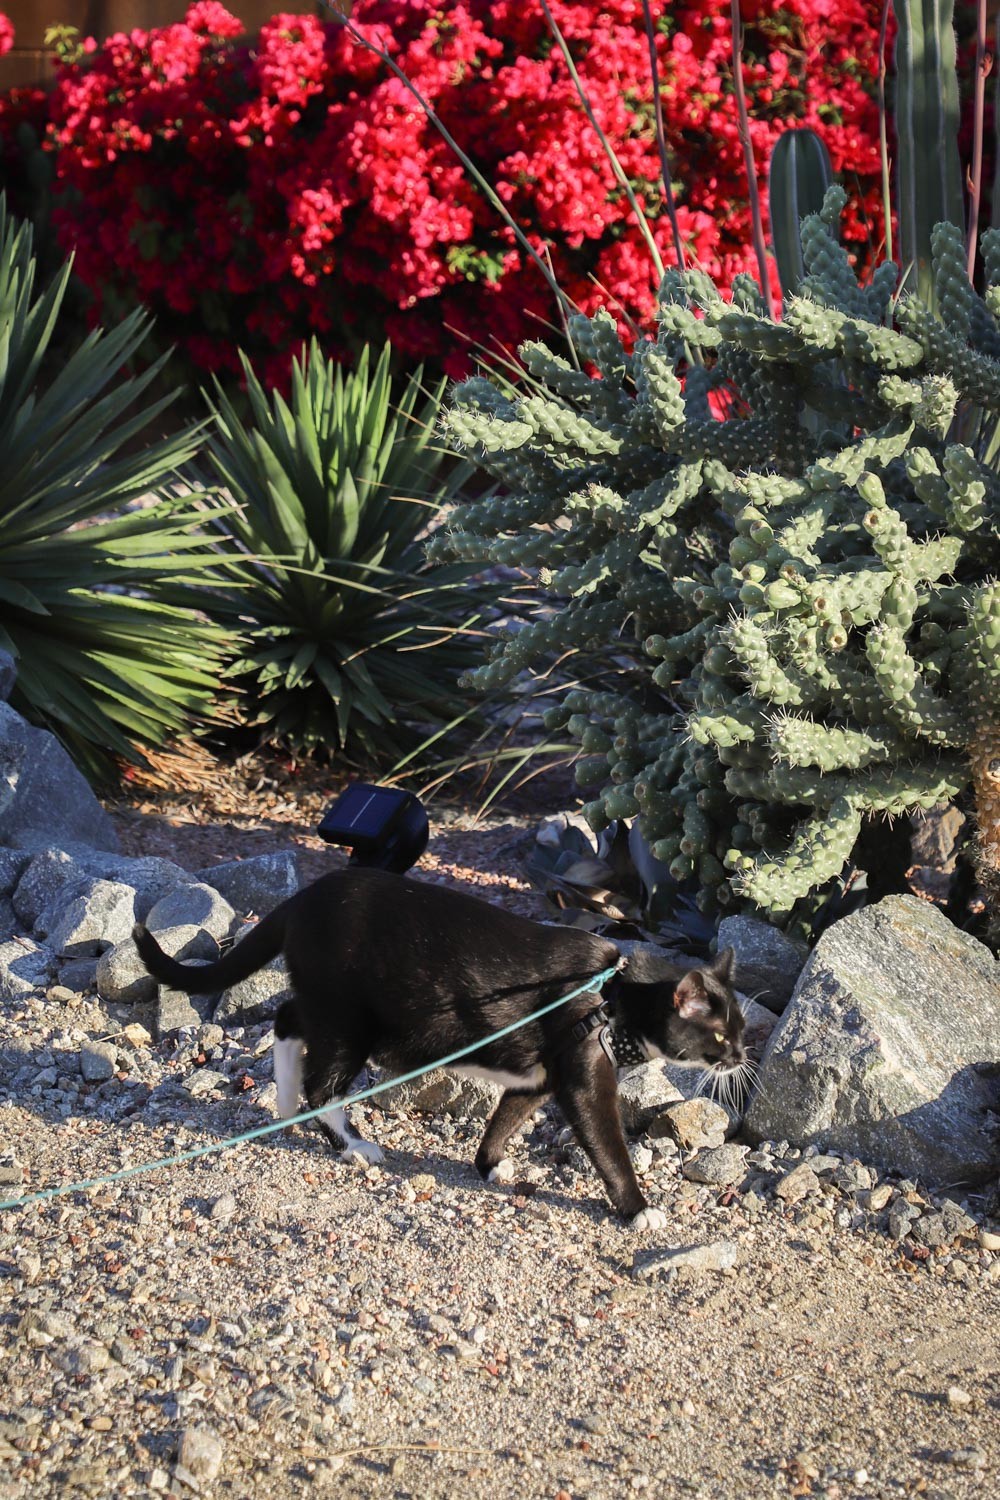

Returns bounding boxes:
[630,1206,667,1233]
[487,1159,516,1184]
[338,1140,384,1166]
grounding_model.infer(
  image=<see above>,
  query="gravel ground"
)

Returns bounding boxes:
[1,788,999,1499]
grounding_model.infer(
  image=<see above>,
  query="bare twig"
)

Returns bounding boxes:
[318,3,569,316]
[877,0,894,265]
[729,0,772,310]
[640,0,686,272]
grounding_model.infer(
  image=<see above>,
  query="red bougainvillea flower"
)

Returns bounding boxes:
[14,1,889,383]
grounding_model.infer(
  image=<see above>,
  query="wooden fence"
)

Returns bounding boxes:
[1,1,321,88]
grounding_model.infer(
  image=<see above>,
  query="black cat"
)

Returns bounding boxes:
[134,867,744,1230]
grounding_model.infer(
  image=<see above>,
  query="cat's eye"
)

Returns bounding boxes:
[713,1031,726,1044]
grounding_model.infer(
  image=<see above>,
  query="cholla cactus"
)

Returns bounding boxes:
[433,189,1000,926]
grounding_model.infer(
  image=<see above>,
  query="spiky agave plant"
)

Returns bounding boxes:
[203,340,495,760]
[0,198,233,777]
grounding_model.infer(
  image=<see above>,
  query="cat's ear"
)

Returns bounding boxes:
[673,971,712,1019]
[711,946,735,985]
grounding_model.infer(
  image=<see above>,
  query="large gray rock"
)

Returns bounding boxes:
[0,703,118,851]
[214,956,291,1025]
[0,849,30,898]
[0,938,54,1001]
[195,853,300,917]
[157,987,216,1036]
[144,882,235,941]
[744,896,1000,1186]
[97,925,219,1006]
[36,878,138,957]
[716,915,809,1014]
[13,847,192,929]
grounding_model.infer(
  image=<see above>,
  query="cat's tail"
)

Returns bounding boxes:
[132,905,287,993]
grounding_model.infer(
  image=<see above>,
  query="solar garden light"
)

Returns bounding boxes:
[317,783,429,874]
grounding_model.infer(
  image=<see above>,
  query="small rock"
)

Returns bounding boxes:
[682,1143,749,1186]
[57,956,98,993]
[209,1193,237,1222]
[651,1098,729,1151]
[176,1426,223,1484]
[887,1200,920,1241]
[830,1161,874,1194]
[946,1386,973,1409]
[183,1069,228,1096]
[859,1183,893,1213]
[942,1447,986,1469]
[579,1414,608,1436]
[0,1152,23,1185]
[774,1163,820,1205]
[80,1041,116,1082]
[979,1228,1000,1251]
[630,1144,653,1173]
[122,1022,152,1049]
[632,1240,738,1279]
[45,984,77,1005]
[411,1173,436,1193]
[911,1201,978,1249]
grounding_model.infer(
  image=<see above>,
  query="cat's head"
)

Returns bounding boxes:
[619,946,745,1073]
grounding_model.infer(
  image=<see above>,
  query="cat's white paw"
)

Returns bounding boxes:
[487,1159,516,1184]
[338,1140,384,1166]
[630,1206,667,1233]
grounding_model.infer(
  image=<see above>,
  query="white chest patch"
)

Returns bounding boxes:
[452,1063,548,1092]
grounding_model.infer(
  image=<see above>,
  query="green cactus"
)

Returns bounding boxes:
[437,190,1000,926]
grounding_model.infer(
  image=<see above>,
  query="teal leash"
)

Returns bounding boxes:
[0,962,621,1213]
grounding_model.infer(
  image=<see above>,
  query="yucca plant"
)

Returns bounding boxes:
[203,340,495,759]
[0,198,234,777]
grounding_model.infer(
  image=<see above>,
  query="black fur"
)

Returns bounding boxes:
[133,868,744,1223]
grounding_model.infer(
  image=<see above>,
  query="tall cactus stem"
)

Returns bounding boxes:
[893,0,964,310]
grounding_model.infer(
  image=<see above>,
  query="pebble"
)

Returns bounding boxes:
[183,1069,229,1097]
[980,1228,1000,1251]
[79,1041,116,1082]
[910,1201,978,1249]
[830,1161,873,1194]
[682,1142,748,1186]
[946,1385,972,1409]
[774,1163,820,1205]
[209,1193,237,1222]
[632,1240,738,1279]
[176,1426,223,1484]
[0,1151,22,1185]
[943,1447,986,1469]
[858,1183,893,1213]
